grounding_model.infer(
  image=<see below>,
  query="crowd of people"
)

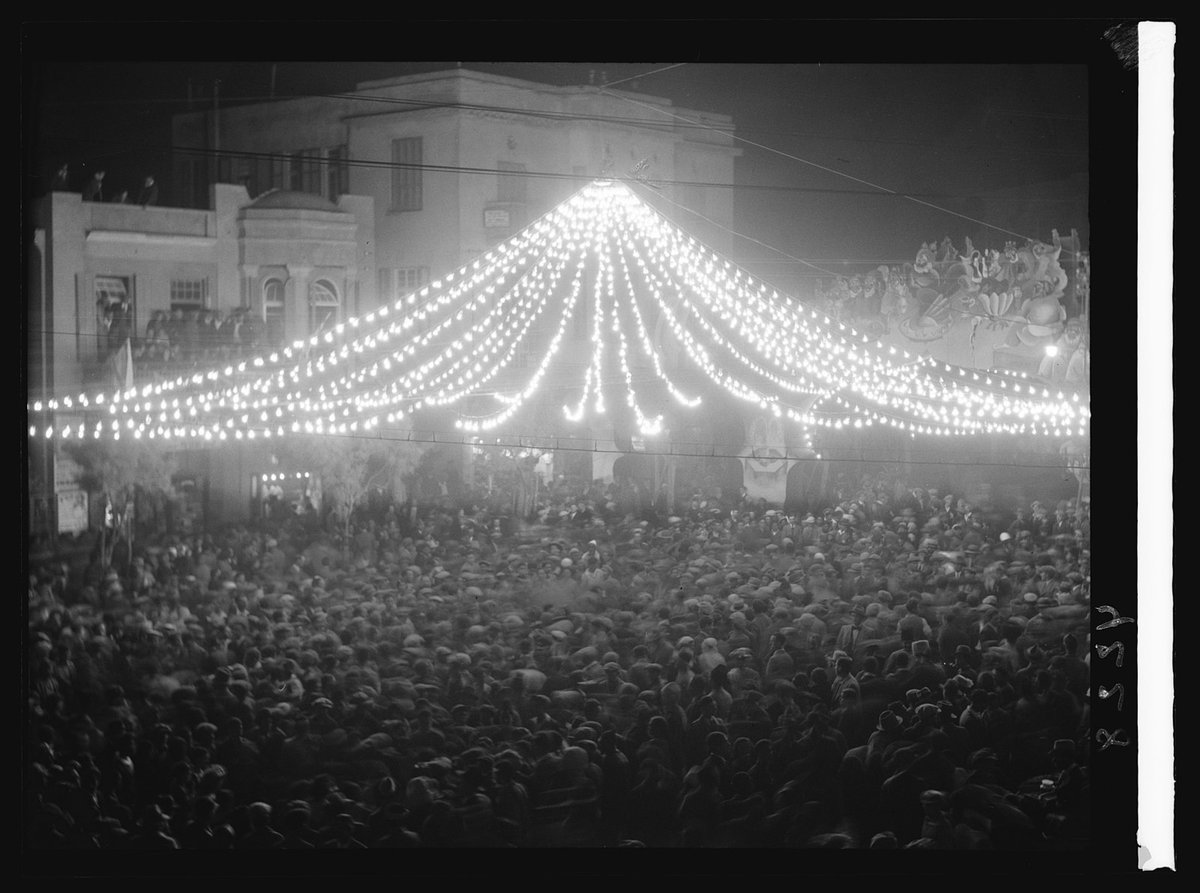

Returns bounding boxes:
[95,303,273,366]
[27,470,1091,851]
[134,307,268,365]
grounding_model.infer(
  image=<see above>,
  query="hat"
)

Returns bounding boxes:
[912,640,931,656]
[920,790,948,806]
[1052,738,1077,756]
[914,703,940,722]
[876,710,903,732]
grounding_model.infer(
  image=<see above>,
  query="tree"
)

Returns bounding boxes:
[278,434,422,552]
[404,442,467,506]
[66,438,179,569]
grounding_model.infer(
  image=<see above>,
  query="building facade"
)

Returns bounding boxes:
[27,184,377,533]
[171,68,740,314]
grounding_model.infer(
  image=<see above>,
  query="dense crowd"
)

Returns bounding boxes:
[129,307,272,365]
[27,472,1091,850]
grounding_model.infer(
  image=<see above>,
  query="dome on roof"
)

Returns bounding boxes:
[248,190,343,212]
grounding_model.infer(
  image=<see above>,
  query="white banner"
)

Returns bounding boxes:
[57,489,89,534]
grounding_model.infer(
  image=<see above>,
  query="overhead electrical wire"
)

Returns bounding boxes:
[600,87,1050,244]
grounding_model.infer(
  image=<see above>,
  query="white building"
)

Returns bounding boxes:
[171,68,739,314]
[27,184,377,530]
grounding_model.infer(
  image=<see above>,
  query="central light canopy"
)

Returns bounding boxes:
[30,180,1089,443]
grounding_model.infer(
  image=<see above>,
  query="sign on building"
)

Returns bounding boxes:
[54,452,84,493]
[57,490,89,535]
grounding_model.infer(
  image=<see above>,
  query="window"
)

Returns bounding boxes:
[498,161,527,203]
[327,145,349,201]
[377,267,429,303]
[188,158,208,209]
[221,155,252,191]
[399,266,429,291]
[290,149,322,195]
[170,278,208,313]
[391,137,423,211]
[264,279,285,347]
[95,276,129,306]
[95,276,134,358]
[309,280,340,335]
[252,155,287,198]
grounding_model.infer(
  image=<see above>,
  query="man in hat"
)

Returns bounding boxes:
[238,802,284,849]
[829,655,860,705]
[865,709,906,777]
[82,169,105,202]
[835,604,867,654]
[908,640,947,691]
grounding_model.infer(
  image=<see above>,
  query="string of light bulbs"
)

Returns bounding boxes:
[29,180,1088,445]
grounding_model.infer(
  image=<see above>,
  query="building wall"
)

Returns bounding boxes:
[173,69,738,305]
[30,185,376,528]
[349,109,464,294]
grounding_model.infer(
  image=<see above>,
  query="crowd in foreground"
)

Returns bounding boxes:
[27,473,1091,849]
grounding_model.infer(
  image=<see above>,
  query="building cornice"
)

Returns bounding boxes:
[84,231,217,249]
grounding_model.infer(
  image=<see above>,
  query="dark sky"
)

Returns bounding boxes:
[22,20,1134,290]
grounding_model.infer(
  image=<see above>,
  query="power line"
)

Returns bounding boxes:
[601,88,1047,244]
[598,64,689,90]
[225,426,1091,471]
[41,136,972,201]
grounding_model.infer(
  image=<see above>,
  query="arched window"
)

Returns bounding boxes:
[263,279,286,348]
[309,279,340,335]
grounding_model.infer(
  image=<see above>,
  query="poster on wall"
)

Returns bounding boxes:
[54,453,84,493]
[57,490,89,535]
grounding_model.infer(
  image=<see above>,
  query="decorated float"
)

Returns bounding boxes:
[814,229,1089,383]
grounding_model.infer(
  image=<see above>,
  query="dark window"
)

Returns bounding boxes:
[252,155,287,198]
[189,158,208,208]
[290,149,321,195]
[309,280,340,335]
[391,137,423,211]
[327,145,349,201]
[264,279,285,347]
[170,278,208,313]
[95,276,134,359]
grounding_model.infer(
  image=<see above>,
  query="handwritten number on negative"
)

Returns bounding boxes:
[1095,728,1130,751]
[1098,683,1125,711]
[1095,641,1125,668]
[1095,606,1135,631]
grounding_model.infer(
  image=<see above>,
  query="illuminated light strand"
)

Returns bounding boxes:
[626,233,829,400]
[439,252,579,408]
[613,237,701,408]
[613,274,664,435]
[75,217,562,418]
[457,259,588,433]
[30,180,1088,442]
[620,234,785,408]
[620,189,1083,432]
